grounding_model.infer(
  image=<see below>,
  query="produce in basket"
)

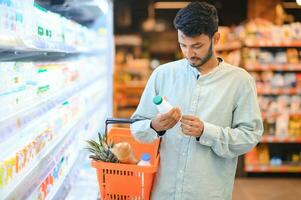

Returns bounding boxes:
[86,132,119,163]
[111,142,138,164]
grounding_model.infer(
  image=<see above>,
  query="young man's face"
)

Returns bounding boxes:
[178,30,217,68]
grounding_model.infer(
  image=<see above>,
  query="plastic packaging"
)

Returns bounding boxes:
[137,153,151,166]
[153,95,173,114]
[111,142,138,164]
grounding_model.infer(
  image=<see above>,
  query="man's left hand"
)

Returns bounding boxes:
[180,115,204,137]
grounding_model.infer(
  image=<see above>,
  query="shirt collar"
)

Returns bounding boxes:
[188,57,224,80]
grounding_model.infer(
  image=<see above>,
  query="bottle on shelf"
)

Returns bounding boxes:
[153,95,173,114]
[137,153,151,166]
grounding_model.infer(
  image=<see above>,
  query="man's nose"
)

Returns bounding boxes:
[186,47,195,58]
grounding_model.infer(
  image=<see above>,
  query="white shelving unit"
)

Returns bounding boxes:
[0,0,114,199]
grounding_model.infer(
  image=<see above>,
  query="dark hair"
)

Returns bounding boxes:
[173,1,218,37]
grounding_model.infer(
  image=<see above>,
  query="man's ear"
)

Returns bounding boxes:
[213,32,220,45]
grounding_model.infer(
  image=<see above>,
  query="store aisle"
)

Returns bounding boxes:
[233,178,301,200]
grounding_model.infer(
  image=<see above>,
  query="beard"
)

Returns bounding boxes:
[189,41,213,68]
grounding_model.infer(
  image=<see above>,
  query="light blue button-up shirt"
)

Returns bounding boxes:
[130,58,263,200]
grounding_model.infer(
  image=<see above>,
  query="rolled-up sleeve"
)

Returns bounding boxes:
[198,77,263,158]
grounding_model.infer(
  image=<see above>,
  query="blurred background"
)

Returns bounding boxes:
[1,0,301,200]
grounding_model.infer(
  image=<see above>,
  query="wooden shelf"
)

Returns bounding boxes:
[115,80,146,88]
[245,40,301,47]
[260,135,301,143]
[245,164,301,173]
[215,41,242,51]
[245,64,301,71]
[114,81,146,118]
[262,112,301,118]
[257,88,300,95]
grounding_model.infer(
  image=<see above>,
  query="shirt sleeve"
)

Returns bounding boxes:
[130,69,162,143]
[198,76,264,158]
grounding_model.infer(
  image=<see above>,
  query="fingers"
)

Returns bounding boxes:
[180,115,203,137]
[180,116,200,127]
[161,107,182,122]
[180,122,200,131]
[153,107,182,131]
[162,108,181,129]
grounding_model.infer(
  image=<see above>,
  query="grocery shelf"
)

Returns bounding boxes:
[44,109,106,200]
[215,41,242,51]
[0,0,113,197]
[45,150,80,200]
[245,164,301,173]
[260,135,301,143]
[245,64,301,71]
[0,99,104,200]
[262,112,301,118]
[0,50,80,62]
[245,40,301,48]
[257,88,300,95]
[115,81,147,89]
[0,2,106,62]
[50,151,89,200]
[0,75,103,146]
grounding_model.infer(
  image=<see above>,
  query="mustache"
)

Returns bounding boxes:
[189,57,201,60]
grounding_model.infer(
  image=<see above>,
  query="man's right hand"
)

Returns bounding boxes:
[151,107,182,132]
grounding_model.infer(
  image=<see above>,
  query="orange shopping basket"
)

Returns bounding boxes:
[91,118,160,200]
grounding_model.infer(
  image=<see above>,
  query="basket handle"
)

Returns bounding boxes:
[105,118,140,136]
[105,117,161,156]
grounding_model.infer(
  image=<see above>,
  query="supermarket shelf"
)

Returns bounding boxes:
[262,112,301,118]
[0,48,105,62]
[257,88,301,95]
[260,135,301,143]
[245,40,301,47]
[45,150,80,200]
[0,50,80,62]
[64,154,100,200]
[245,64,301,71]
[47,113,105,200]
[0,75,104,146]
[215,41,242,51]
[115,81,147,89]
[245,164,301,173]
[0,98,103,200]
[0,2,107,61]
[117,97,141,107]
[50,151,88,200]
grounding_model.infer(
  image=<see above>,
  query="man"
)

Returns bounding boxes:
[130,2,263,200]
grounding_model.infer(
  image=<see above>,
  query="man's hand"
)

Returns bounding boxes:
[180,115,204,137]
[151,107,182,132]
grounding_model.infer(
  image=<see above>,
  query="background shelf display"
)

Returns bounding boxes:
[245,164,301,173]
[245,41,301,48]
[245,64,301,71]
[260,135,301,143]
[242,20,301,175]
[0,0,114,198]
